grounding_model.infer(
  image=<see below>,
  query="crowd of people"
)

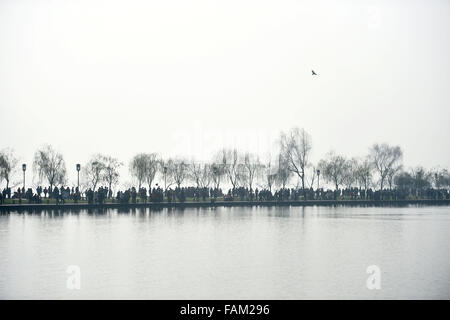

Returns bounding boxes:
[0,186,83,204]
[0,184,449,205]
[221,186,450,202]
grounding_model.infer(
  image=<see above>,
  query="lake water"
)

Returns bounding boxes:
[1,205,449,299]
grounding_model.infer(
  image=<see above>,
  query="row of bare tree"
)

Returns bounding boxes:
[1,127,449,193]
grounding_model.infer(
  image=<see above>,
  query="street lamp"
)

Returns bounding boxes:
[163,166,167,191]
[213,166,218,198]
[213,166,218,181]
[434,172,439,189]
[317,169,320,190]
[22,164,26,189]
[76,164,81,189]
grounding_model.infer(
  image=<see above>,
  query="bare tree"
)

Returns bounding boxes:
[305,165,317,189]
[280,127,312,192]
[411,166,432,191]
[318,151,349,190]
[262,157,277,192]
[275,153,291,189]
[33,144,67,191]
[386,164,403,190]
[210,158,225,190]
[190,162,202,188]
[0,157,3,187]
[221,148,242,189]
[243,152,261,190]
[130,153,148,189]
[159,159,175,190]
[143,153,159,190]
[369,143,403,191]
[354,158,374,195]
[431,168,450,189]
[342,158,358,188]
[237,162,248,188]
[101,155,123,195]
[82,154,105,191]
[0,148,18,189]
[171,159,188,188]
[200,164,213,188]
[190,162,212,188]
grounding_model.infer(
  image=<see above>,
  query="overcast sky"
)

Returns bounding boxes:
[1,0,449,187]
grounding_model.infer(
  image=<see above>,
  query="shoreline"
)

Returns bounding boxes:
[0,199,449,212]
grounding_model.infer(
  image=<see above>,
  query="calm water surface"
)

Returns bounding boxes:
[1,205,449,299]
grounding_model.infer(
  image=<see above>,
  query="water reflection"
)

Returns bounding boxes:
[1,205,449,299]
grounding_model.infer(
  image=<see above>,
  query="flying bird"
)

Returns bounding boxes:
[312,70,317,75]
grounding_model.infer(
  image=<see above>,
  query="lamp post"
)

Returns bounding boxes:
[434,172,439,189]
[76,164,81,189]
[317,169,320,190]
[163,166,167,191]
[213,166,218,199]
[213,166,218,187]
[22,164,26,190]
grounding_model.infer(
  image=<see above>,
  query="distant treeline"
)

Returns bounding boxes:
[1,127,449,195]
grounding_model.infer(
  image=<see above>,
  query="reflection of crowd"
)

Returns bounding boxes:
[0,185,449,205]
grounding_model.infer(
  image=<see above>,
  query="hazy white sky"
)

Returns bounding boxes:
[1,0,449,187]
